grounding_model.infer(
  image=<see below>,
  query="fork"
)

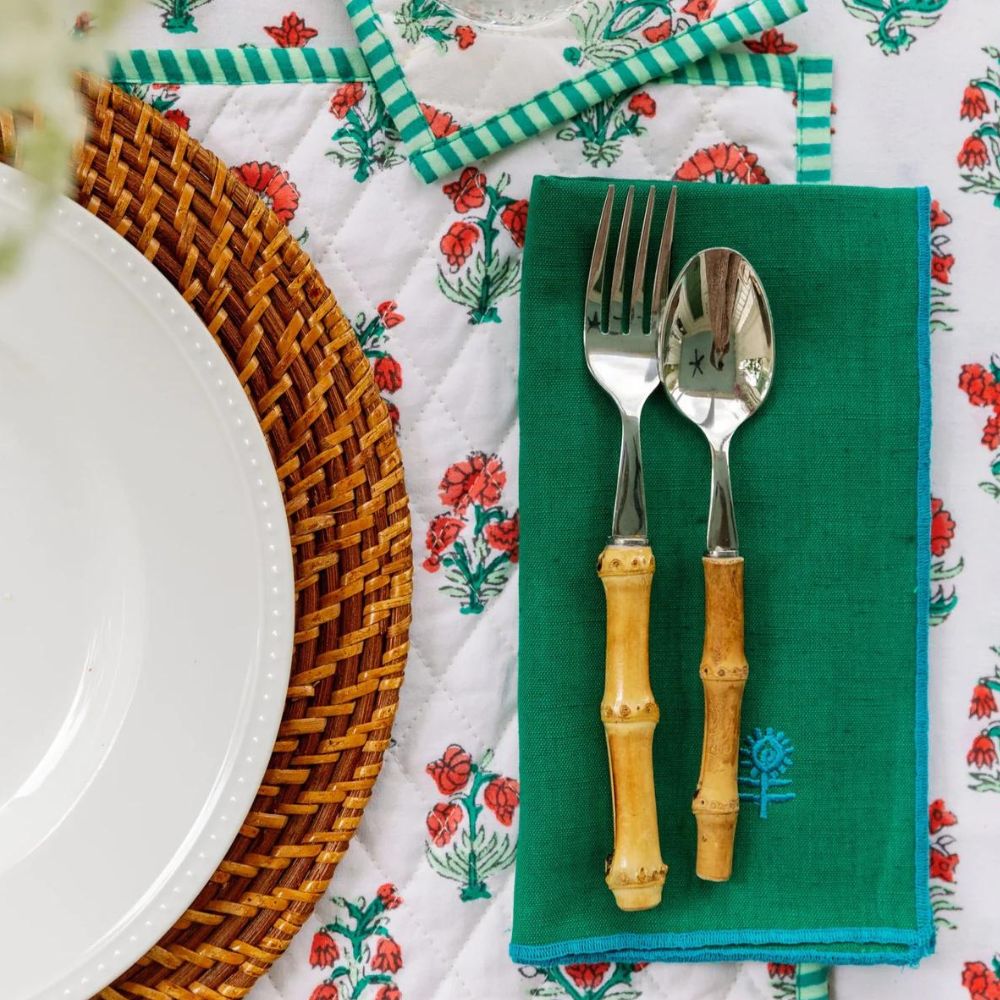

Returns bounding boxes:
[585,184,676,912]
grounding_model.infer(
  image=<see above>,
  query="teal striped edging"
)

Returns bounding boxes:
[796,56,833,183]
[346,0,809,182]
[795,964,830,1000]
[107,46,370,85]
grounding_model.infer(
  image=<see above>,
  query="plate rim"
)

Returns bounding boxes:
[0,164,296,1000]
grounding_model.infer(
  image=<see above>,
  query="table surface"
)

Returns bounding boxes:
[90,1,1000,997]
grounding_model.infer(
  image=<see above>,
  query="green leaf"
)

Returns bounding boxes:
[844,3,881,24]
[930,557,964,581]
[980,481,1000,500]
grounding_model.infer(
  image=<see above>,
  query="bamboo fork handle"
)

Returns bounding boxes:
[693,556,748,882]
[598,544,666,911]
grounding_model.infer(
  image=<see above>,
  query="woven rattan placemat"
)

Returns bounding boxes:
[3,76,412,1000]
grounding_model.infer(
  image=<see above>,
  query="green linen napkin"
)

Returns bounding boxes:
[512,178,932,967]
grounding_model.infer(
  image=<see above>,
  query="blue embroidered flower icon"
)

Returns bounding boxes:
[738,727,795,818]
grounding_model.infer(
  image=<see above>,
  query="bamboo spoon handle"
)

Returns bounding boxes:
[597,544,666,911]
[693,555,748,882]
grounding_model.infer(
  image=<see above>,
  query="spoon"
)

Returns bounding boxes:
[657,247,774,882]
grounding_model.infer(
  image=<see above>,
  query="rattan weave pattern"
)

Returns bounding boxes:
[2,76,412,1000]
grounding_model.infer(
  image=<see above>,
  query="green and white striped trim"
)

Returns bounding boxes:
[796,56,834,183]
[795,964,831,1000]
[346,0,809,182]
[108,46,370,86]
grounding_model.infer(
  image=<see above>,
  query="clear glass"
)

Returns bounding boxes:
[441,0,581,28]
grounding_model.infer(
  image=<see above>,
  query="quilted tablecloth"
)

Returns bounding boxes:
[96,0,1000,996]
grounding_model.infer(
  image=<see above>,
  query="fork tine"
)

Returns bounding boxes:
[586,186,616,329]
[608,186,634,333]
[628,188,655,335]
[649,186,678,333]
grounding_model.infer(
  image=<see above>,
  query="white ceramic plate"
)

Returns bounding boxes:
[0,165,294,1000]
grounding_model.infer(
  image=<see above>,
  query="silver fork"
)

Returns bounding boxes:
[586,184,676,912]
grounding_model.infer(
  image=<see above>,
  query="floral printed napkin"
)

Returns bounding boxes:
[343,0,810,180]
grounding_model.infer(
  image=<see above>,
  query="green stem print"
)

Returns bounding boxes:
[957,356,1000,500]
[521,962,646,999]
[968,649,1000,793]
[328,83,403,184]
[438,169,526,325]
[353,300,405,429]
[394,0,475,50]
[564,0,703,68]
[959,49,1000,208]
[423,451,519,614]
[425,746,519,901]
[308,884,404,1000]
[150,0,212,34]
[841,0,949,56]
[929,799,960,929]
[556,89,656,167]
[930,496,961,627]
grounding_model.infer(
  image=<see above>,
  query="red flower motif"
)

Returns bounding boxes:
[443,166,487,213]
[674,143,769,184]
[962,961,1000,1000]
[387,401,400,432]
[768,963,796,980]
[485,514,519,562]
[74,12,93,34]
[930,847,959,882]
[968,732,998,769]
[264,12,318,46]
[744,29,797,54]
[484,776,519,826]
[310,984,339,1000]
[330,82,365,119]
[929,798,957,834]
[930,497,955,557]
[971,684,998,719]
[631,963,649,972]
[565,964,610,989]
[642,19,671,42]
[628,92,656,118]
[426,744,473,794]
[426,801,463,846]
[232,162,300,223]
[961,85,989,121]
[931,252,954,284]
[371,936,403,974]
[377,299,404,328]
[374,356,403,393]
[423,515,464,572]
[164,107,190,130]
[310,931,339,967]
[681,0,716,19]
[930,200,952,229]
[958,363,999,406]
[959,135,989,169]
[421,102,460,138]
[438,452,506,513]
[376,987,402,1000]
[500,199,529,248]
[455,24,476,48]
[984,413,1000,450]
[441,221,479,270]
[377,882,403,910]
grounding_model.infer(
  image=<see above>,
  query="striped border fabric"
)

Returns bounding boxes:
[104,47,833,185]
[346,0,810,182]
[796,964,831,1000]
[796,56,834,183]
[108,46,370,86]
